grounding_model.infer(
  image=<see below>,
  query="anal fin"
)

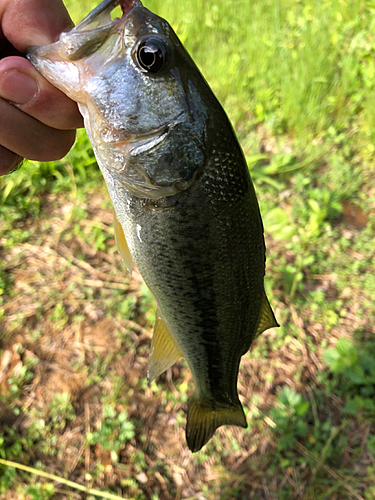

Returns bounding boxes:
[113,210,133,275]
[254,291,279,339]
[147,312,182,384]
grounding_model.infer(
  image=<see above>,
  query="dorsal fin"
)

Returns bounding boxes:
[147,312,183,384]
[113,210,133,275]
[254,291,279,339]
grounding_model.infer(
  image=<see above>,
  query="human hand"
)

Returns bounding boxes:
[0,0,84,175]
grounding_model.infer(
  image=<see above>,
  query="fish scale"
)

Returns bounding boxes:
[28,0,278,452]
[116,136,263,406]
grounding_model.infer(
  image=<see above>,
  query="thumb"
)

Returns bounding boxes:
[1,0,74,52]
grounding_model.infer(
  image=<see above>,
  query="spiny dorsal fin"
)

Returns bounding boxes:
[147,312,182,384]
[113,210,133,275]
[186,394,247,452]
[254,291,279,339]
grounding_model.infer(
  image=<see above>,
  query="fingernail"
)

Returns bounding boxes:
[0,70,39,105]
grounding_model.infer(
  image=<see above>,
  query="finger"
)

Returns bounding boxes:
[0,56,83,130]
[0,0,74,51]
[0,146,23,175]
[0,97,76,162]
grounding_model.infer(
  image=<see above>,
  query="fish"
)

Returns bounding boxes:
[27,0,278,452]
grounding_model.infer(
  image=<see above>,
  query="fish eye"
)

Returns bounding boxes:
[136,37,170,74]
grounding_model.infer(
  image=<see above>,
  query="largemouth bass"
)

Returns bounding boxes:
[28,0,278,452]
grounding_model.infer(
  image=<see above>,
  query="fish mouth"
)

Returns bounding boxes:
[77,0,141,27]
[58,0,143,61]
[28,0,142,63]
[27,0,146,100]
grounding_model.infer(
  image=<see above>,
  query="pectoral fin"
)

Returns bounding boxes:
[147,313,182,384]
[113,210,133,275]
[254,291,279,339]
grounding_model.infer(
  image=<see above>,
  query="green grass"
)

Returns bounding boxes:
[1,0,375,498]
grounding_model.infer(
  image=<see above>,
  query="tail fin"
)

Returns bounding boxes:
[186,394,247,452]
